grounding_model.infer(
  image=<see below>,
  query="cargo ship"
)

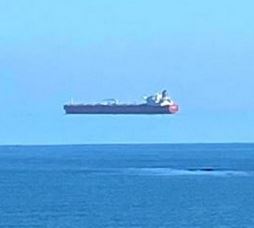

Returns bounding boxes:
[64,90,179,115]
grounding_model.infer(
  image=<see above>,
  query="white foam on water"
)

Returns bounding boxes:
[124,168,250,177]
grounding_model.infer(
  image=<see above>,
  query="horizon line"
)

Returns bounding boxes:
[0,142,254,147]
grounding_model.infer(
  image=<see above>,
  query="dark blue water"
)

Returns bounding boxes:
[0,144,254,228]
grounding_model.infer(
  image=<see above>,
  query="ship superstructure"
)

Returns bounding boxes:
[64,90,179,115]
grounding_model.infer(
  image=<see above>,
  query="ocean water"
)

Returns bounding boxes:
[0,144,254,228]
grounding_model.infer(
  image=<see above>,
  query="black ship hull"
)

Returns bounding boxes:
[64,104,178,115]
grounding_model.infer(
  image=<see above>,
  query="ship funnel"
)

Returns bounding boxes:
[162,90,167,98]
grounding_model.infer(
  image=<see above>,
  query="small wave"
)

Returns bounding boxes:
[79,167,251,177]
[124,168,250,177]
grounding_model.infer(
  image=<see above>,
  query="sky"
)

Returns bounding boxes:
[0,0,254,144]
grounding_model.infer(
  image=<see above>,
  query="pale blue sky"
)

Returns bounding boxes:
[1,0,254,144]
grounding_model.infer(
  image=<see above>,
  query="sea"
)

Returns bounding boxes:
[0,143,254,228]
